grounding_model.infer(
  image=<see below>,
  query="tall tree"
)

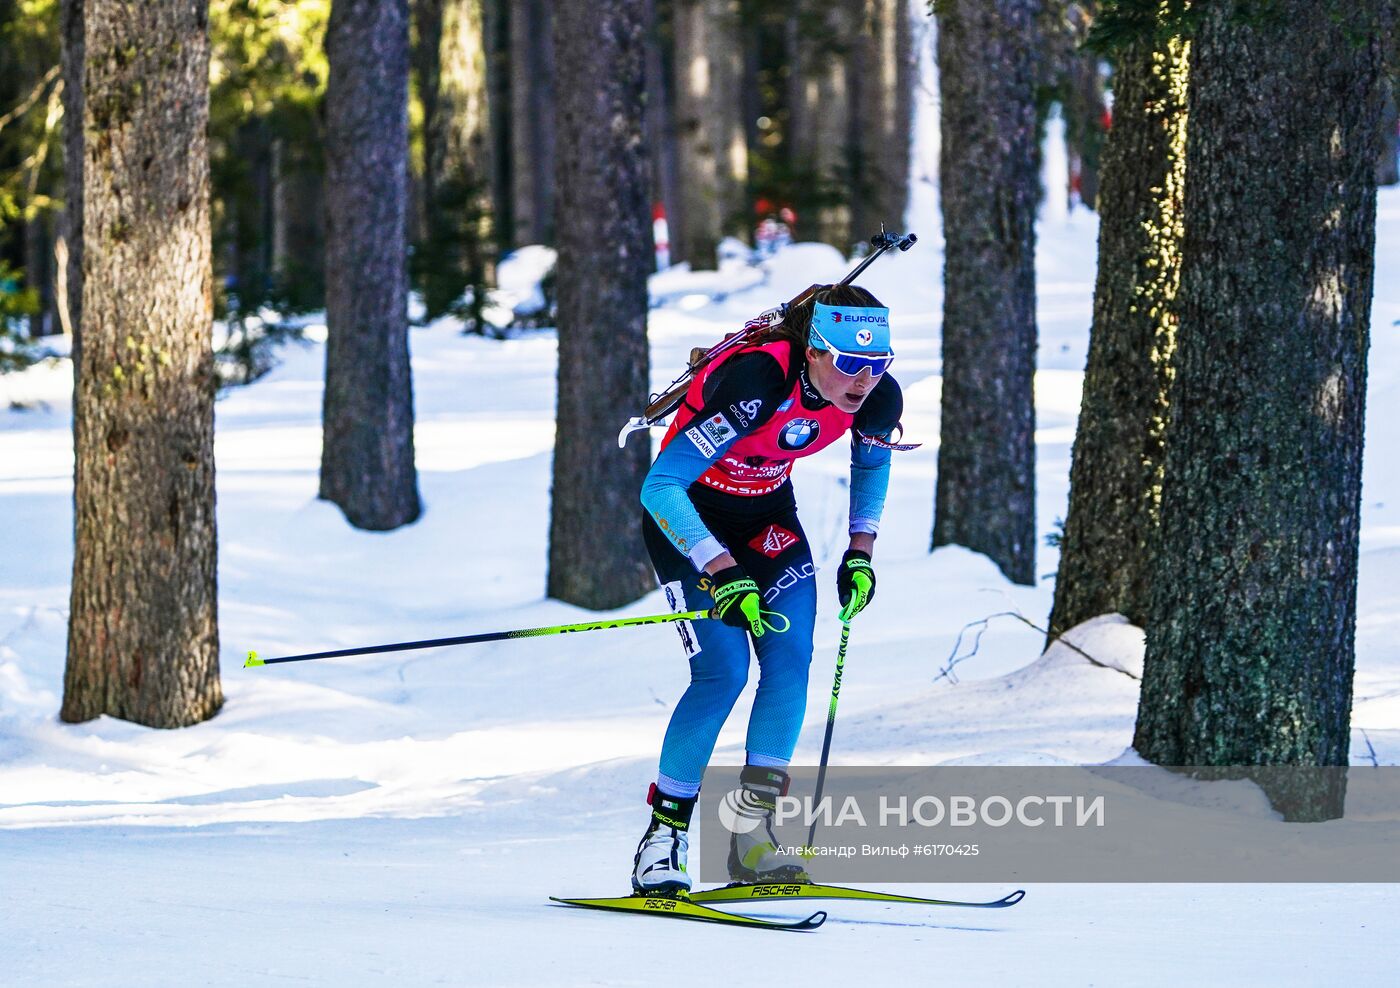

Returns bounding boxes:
[0,1,63,340]
[786,2,853,249]
[931,0,1039,586]
[207,0,331,316]
[849,0,916,237]
[508,0,555,246]
[321,0,422,530]
[1135,1,1384,820]
[59,0,81,341]
[414,0,494,326]
[1378,77,1398,186]
[672,0,746,269]
[63,0,221,727]
[1048,20,1189,639]
[645,0,679,262]
[1061,2,1107,209]
[548,0,654,609]
[228,118,275,313]
[270,135,326,312]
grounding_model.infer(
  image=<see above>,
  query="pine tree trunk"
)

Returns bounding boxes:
[22,214,55,335]
[60,0,82,352]
[1378,77,1398,186]
[271,137,326,311]
[1134,2,1384,820]
[508,0,555,246]
[412,0,443,243]
[1062,2,1106,209]
[483,0,512,252]
[931,0,1038,586]
[645,0,680,263]
[548,0,654,609]
[850,0,915,238]
[232,119,275,312]
[786,2,852,250]
[1048,32,1188,640]
[321,0,422,531]
[63,0,221,728]
[415,0,493,324]
[672,0,746,269]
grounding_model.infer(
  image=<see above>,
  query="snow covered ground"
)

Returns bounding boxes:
[3,190,1399,981]
[5,47,1400,979]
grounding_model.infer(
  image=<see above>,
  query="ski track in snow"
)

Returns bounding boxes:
[4,131,1400,988]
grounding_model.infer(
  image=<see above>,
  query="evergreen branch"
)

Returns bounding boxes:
[1086,0,1199,56]
[0,63,60,135]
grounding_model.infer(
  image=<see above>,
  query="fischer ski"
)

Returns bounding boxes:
[688,883,1026,909]
[549,894,826,931]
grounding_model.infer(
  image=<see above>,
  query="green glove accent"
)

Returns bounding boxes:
[710,565,766,638]
[837,549,876,622]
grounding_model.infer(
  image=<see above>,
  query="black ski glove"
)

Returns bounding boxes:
[709,565,766,638]
[837,549,876,621]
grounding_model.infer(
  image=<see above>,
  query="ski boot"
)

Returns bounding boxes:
[631,784,696,897]
[726,766,812,884]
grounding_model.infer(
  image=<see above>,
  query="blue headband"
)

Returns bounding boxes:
[809,302,892,353]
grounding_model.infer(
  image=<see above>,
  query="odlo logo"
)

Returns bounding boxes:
[763,561,815,604]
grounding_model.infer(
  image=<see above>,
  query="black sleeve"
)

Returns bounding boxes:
[693,350,791,436]
[852,373,903,437]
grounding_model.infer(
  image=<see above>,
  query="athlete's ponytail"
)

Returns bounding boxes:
[747,283,887,365]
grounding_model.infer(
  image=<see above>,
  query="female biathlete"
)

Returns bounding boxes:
[632,284,903,895]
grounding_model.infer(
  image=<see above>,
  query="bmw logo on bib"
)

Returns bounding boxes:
[779,418,821,451]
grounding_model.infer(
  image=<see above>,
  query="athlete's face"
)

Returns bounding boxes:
[806,347,883,413]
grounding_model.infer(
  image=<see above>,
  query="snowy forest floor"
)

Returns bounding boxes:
[3,194,1400,983]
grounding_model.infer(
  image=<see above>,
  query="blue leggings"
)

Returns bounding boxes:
[643,490,817,796]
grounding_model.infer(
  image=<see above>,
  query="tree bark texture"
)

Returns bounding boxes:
[1135,3,1383,810]
[64,0,221,728]
[673,0,747,268]
[508,0,555,246]
[932,0,1039,586]
[321,0,422,531]
[548,0,655,609]
[60,0,83,350]
[850,0,916,238]
[1048,32,1189,640]
[415,0,494,323]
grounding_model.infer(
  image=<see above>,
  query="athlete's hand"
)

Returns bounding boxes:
[837,549,876,622]
[709,565,766,638]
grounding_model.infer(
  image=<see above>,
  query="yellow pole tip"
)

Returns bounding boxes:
[244,650,264,668]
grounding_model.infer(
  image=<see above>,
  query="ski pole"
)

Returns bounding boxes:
[244,609,712,668]
[806,620,850,849]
